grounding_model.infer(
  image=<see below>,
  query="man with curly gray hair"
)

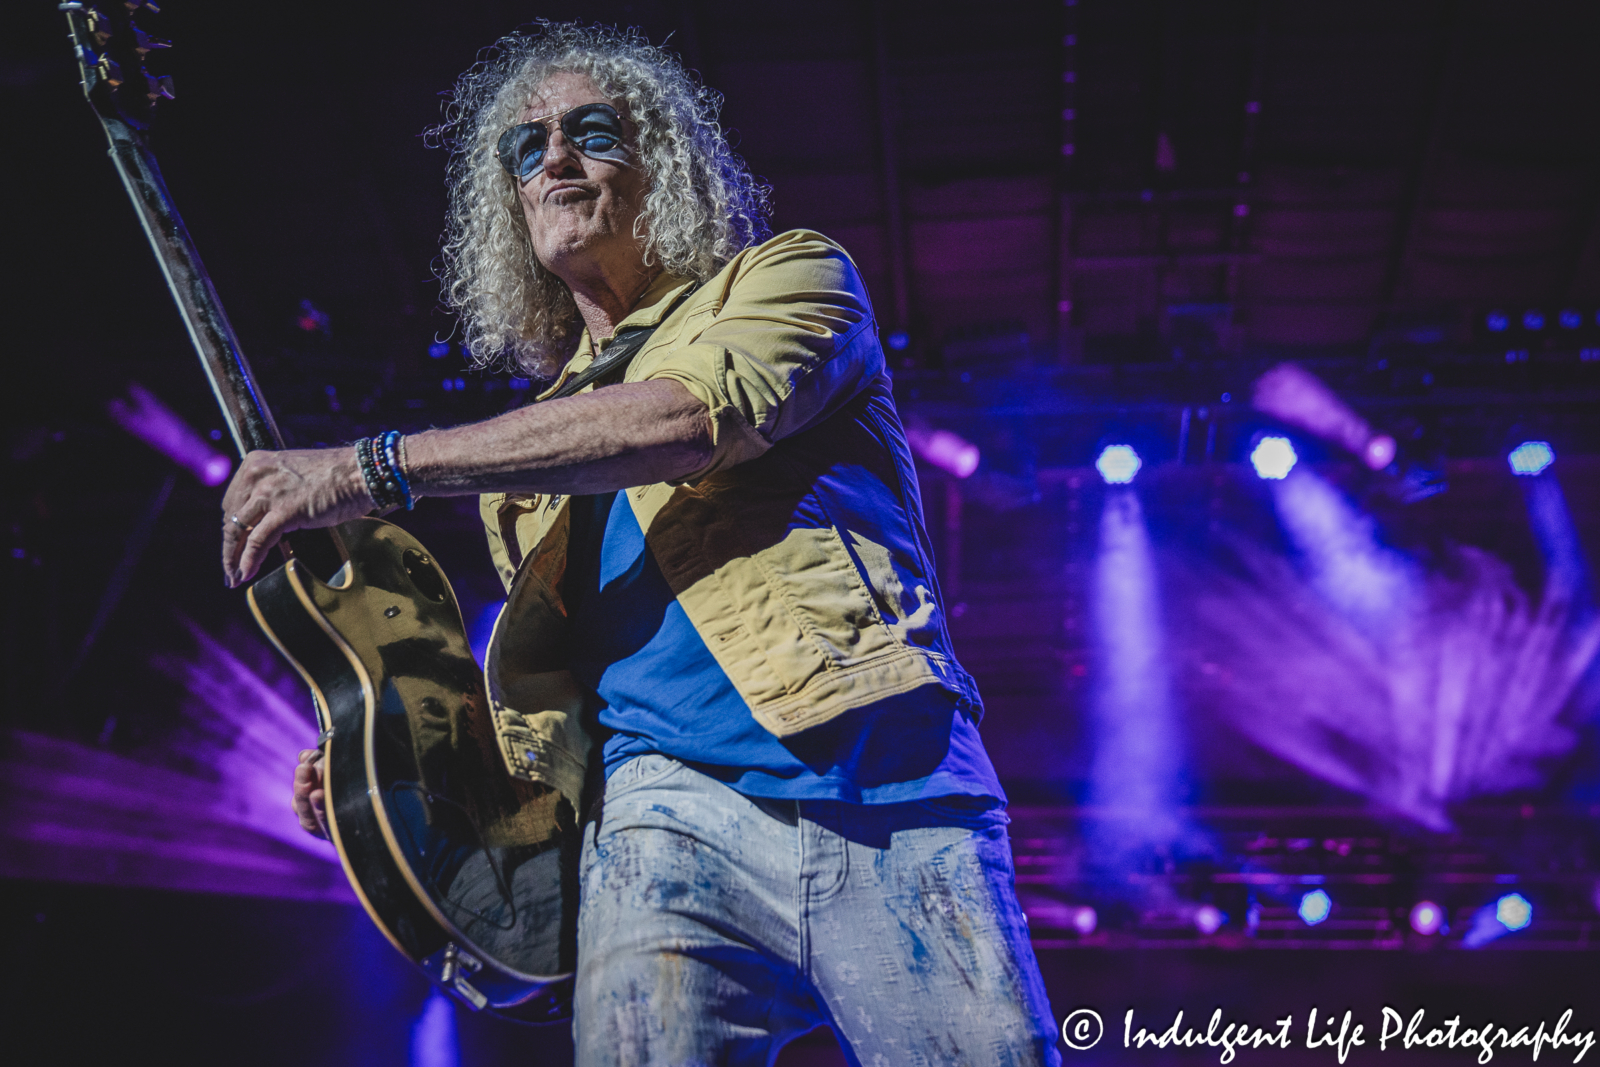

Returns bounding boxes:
[225,22,1058,1065]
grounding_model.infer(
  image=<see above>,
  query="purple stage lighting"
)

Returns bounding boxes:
[886,330,910,351]
[1072,905,1099,935]
[1508,441,1555,477]
[1194,904,1225,935]
[1495,893,1533,932]
[907,427,980,479]
[1560,309,1582,330]
[1298,889,1332,926]
[106,382,234,486]
[1250,435,1298,480]
[1409,900,1444,935]
[1523,310,1545,331]
[1252,363,1395,470]
[410,988,461,1067]
[1486,310,1509,332]
[1086,490,1187,874]
[1095,444,1142,484]
[1272,468,1417,630]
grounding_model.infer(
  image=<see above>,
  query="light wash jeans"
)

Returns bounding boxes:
[574,754,1060,1066]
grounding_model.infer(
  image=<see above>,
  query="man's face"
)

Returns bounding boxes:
[514,72,651,281]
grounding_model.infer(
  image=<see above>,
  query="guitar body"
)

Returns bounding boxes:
[247,518,578,1023]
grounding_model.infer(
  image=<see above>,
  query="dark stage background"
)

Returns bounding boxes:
[5,1,1600,1064]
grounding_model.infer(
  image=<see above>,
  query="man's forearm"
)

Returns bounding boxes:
[403,379,715,498]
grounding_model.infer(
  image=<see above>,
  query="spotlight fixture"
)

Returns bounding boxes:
[1508,441,1555,477]
[1560,309,1582,330]
[1495,893,1532,933]
[1297,889,1332,926]
[1249,435,1299,480]
[1486,310,1509,332]
[1408,900,1444,936]
[1095,444,1142,485]
[1071,905,1098,936]
[1194,904,1225,935]
[1523,310,1545,331]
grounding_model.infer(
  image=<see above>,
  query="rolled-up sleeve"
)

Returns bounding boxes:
[631,230,884,478]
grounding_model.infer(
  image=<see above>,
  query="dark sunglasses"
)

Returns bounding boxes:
[496,102,629,180]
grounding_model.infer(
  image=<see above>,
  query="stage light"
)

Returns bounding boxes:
[1486,310,1509,332]
[1409,900,1444,935]
[1508,441,1555,477]
[1560,309,1582,330]
[1072,905,1098,935]
[1250,435,1298,480]
[106,382,234,487]
[1495,893,1532,932]
[1194,904,1225,935]
[1095,444,1142,484]
[1298,889,1332,926]
[886,331,910,351]
[1523,310,1545,331]
[410,987,460,1067]
[907,427,980,479]
[428,341,451,359]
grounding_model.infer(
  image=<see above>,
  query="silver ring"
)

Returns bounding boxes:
[230,514,255,533]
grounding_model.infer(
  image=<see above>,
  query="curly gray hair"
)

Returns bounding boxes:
[433,22,772,377]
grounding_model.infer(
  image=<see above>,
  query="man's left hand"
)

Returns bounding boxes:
[221,447,374,587]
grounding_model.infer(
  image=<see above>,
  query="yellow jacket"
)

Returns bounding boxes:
[479,230,982,809]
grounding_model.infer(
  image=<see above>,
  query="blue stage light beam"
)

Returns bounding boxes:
[1250,435,1299,480]
[1270,468,1418,633]
[1509,441,1555,477]
[1496,892,1533,931]
[1463,893,1534,948]
[410,988,461,1067]
[1298,889,1332,926]
[1095,444,1142,484]
[1085,489,1187,874]
[1515,447,1592,614]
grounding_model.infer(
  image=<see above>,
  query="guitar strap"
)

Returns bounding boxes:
[547,282,701,401]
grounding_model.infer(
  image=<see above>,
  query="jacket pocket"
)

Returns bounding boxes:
[751,525,903,675]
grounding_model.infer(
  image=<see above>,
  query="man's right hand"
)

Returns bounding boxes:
[293,748,330,839]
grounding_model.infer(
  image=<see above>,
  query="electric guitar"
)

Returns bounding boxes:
[61,1,577,1022]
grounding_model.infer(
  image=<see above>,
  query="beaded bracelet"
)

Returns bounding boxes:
[382,430,415,509]
[355,432,415,511]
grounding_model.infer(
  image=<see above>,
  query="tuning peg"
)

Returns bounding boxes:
[144,71,175,102]
[83,6,112,47]
[95,51,123,87]
[129,23,171,53]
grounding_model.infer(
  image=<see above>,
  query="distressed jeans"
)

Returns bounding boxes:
[574,754,1061,1066]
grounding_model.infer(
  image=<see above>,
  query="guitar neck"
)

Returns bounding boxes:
[66,3,346,576]
[64,2,280,458]
[101,115,285,458]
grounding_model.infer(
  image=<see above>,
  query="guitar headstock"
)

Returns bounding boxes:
[62,1,174,130]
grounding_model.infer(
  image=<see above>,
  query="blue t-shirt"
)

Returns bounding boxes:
[563,492,1005,805]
